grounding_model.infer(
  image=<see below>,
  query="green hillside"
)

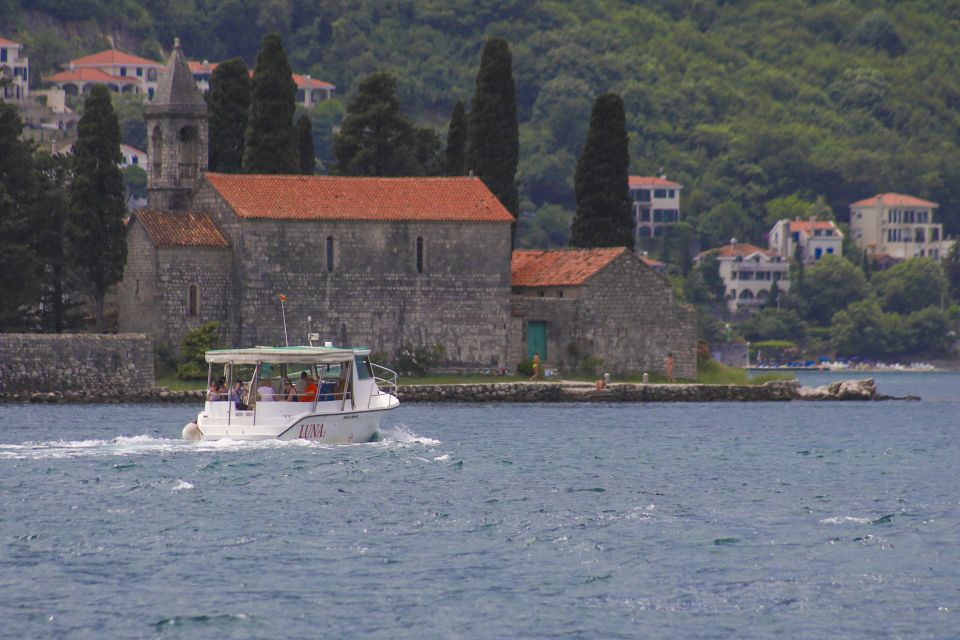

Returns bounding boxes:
[5,0,960,243]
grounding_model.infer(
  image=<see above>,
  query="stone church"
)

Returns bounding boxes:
[119,42,697,377]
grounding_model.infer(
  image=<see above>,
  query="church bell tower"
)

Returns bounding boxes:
[145,38,208,210]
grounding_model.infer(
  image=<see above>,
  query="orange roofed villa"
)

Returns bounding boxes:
[118,40,697,377]
[768,218,843,264]
[849,193,954,263]
[630,175,682,241]
[0,36,30,101]
[695,241,790,316]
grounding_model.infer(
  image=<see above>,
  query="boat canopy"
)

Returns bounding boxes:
[205,346,366,365]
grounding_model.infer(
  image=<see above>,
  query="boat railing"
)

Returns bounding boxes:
[370,363,399,408]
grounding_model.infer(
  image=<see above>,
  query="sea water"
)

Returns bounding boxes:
[0,372,957,639]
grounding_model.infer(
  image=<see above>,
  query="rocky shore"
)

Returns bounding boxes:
[0,378,916,404]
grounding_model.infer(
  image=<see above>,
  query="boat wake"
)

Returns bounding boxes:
[0,425,439,460]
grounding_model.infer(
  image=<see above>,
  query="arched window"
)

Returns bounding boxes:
[416,237,424,273]
[326,236,335,272]
[638,226,652,237]
[187,284,199,317]
[178,125,198,183]
[739,290,754,300]
[151,126,163,180]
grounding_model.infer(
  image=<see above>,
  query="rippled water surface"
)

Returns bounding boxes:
[1,372,957,639]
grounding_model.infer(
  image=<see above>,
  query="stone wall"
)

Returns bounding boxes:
[512,252,698,378]
[193,182,513,368]
[0,334,155,394]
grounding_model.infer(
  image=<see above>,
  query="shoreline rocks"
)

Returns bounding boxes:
[0,378,915,404]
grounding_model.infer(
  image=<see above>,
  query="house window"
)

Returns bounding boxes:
[668,189,675,198]
[815,247,823,259]
[932,228,940,241]
[916,228,925,243]
[416,236,424,273]
[1,49,7,63]
[147,68,158,81]
[326,236,335,272]
[136,67,143,77]
[131,155,138,165]
[120,67,127,77]
[148,88,154,99]
[827,247,834,254]
[654,189,667,198]
[187,284,199,317]
[637,189,651,202]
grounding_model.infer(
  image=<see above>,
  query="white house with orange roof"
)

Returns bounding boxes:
[630,175,682,240]
[695,241,790,314]
[47,49,163,99]
[0,35,30,100]
[768,218,843,263]
[849,193,953,261]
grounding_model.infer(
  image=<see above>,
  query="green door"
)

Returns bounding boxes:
[527,321,547,361]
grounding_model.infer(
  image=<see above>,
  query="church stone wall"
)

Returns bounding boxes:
[195,184,512,368]
[118,223,161,337]
[512,253,698,378]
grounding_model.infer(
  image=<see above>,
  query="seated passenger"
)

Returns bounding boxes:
[207,382,221,401]
[300,377,318,403]
[257,380,275,402]
[280,378,297,401]
[230,381,249,410]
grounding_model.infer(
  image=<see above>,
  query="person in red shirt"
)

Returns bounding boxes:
[301,376,318,402]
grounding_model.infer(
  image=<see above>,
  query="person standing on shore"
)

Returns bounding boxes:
[665,352,675,383]
[530,353,540,381]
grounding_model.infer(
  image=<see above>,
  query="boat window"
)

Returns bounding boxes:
[355,356,372,380]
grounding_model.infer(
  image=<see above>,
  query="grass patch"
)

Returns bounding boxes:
[399,374,527,386]
[697,359,795,385]
[155,374,206,391]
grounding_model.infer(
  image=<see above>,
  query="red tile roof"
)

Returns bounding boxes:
[629,176,682,188]
[512,248,628,287]
[788,220,836,231]
[696,243,772,260]
[639,255,666,269]
[850,193,938,208]
[204,174,515,222]
[70,49,162,68]
[46,68,140,84]
[293,73,334,90]
[134,210,229,248]
[0,36,21,47]
[188,60,219,74]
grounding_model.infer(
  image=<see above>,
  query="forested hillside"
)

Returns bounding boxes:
[5,0,960,245]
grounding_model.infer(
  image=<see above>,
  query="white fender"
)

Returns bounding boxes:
[182,422,203,441]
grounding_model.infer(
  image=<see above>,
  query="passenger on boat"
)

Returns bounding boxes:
[230,381,249,410]
[207,378,226,401]
[300,376,318,403]
[280,378,297,401]
[257,380,275,402]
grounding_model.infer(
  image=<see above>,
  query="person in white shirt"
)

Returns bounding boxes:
[257,380,275,402]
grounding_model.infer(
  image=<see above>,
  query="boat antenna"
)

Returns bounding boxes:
[279,293,289,346]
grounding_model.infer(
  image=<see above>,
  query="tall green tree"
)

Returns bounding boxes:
[0,102,39,330]
[332,72,420,176]
[466,38,519,216]
[871,257,947,314]
[33,151,78,333]
[243,33,298,174]
[297,114,315,174]
[796,255,868,326]
[944,241,960,303]
[208,57,250,173]
[443,100,468,176]
[569,93,633,249]
[68,84,127,332]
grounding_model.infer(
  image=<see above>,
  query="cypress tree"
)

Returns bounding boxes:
[332,72,418,176]
[297,114,315,174]
[569,93,634,249]
[68,84,127,332]
[466,38,519,216]
[0,102,39,330]
[208,57,250,173]
[243,33,298,174]
[443,100,468,176]
[33,151,79,333]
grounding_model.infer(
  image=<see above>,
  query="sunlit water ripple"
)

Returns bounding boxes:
[1,371,957,639]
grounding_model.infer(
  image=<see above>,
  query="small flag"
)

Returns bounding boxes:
[279,293,287,302]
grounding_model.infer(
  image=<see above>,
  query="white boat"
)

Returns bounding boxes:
[182,345,400,443]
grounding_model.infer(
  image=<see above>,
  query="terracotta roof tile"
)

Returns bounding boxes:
[70,49,162,68]
[204,174,515,222]
[696,243,772,260]
[293,73,335,90]
[639,255,665,268]
[188,60,219,74]
[850,193,938,208]
[629,176,682,188]
[135,210,229,248]
[512,248,627,287]
[46,68,140,84]
[0,36,21,47]
[788,220,836,231]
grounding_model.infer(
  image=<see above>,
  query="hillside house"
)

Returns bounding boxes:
[46,49,163,99]
[695,241,790,315]
[0,36,30,101]
[630,175,682,240]
[849,193,953,261]
[510,248,696,378]
[768,218,843,263]
[188,60,334,108]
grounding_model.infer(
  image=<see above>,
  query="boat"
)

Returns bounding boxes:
[181,345,400,442]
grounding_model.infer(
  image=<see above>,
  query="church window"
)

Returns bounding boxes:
[416,237,424,273]
[326,236,335,272]
[151,126,163,179]
[187,284,199,317]
[178,126,199,184]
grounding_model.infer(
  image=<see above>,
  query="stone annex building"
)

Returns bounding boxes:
[119,42,696,378]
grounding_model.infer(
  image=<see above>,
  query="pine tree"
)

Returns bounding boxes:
[569,93,633,249]
[466,38,519,216]
[297,114,315,174]
[243,33,298,174]
[68,84,127,332]
[208,57,250,173]
[443,100,468,176]
[332,72,419,176]
[0,102,39,330]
